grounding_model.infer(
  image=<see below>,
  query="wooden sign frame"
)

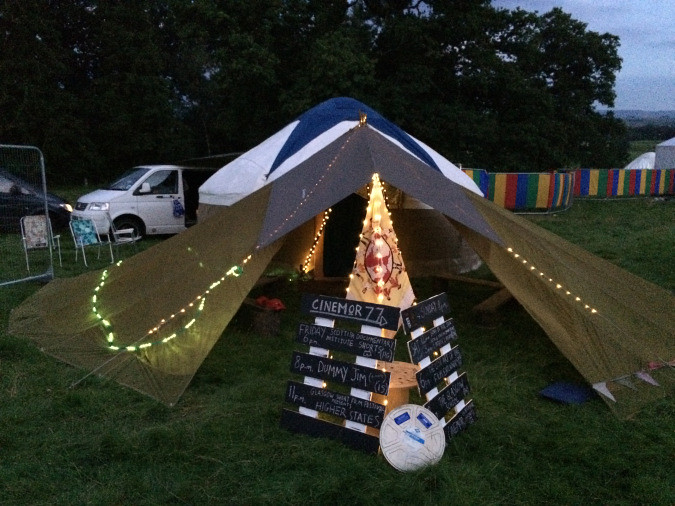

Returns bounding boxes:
[281,293,399,453]
[405,292,476,444]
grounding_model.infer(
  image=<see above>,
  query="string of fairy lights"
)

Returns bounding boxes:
[302,208,332,273]
[505,247,598,314]
[260,128,361,248]
[92,255,252,353]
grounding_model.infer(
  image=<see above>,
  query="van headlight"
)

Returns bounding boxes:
[61,203,74,213]
[89,202,109,211]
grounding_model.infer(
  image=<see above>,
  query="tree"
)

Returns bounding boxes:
[0,0,629,181]
[0,1,96,180]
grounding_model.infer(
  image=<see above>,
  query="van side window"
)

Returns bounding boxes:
[144,170,178,195]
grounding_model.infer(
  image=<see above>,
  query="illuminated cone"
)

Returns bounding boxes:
[347,174,415,315]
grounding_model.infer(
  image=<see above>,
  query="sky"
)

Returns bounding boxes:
[492,0,675,111]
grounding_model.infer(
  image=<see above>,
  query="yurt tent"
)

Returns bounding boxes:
[199,97,483,277]
[9,98,673,417]
[623,152,655,170]
[655,137,675,170]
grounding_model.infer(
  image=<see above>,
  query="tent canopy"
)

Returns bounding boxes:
[9,99,674,416]
[199,97,481,207]
[623,152,655,170]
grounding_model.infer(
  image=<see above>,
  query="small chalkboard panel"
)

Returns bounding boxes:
[401,293,450,333]
[280,409,381,454]
[290,351,391,395]
[300,293,400,331]
[285,381,386,429]
[407,319,458,364]
[296,323,396,362]
[415,346,463,395]
[443,400,477,442]
[423,373,471,420]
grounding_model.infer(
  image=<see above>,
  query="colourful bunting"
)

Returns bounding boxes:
[592,382,616,402]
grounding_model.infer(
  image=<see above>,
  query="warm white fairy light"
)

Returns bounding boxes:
[93,251,253,353]
[346,173,407,296]
[262,138,352,246]
[506,247,598,314]
[302,208,332,273]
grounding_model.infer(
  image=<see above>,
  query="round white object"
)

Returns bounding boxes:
[379,404,445,471]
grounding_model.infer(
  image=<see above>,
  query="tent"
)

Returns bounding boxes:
[8,98,673,417]
[623,152,655,170]
[198,96,483,277]
[655,137,675,170]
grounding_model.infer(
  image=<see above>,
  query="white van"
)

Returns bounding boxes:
[72,165,216,238]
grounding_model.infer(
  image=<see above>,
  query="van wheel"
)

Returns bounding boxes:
[113,216,144,240]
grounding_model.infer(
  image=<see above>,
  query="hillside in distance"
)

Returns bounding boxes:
[604,109,675,127]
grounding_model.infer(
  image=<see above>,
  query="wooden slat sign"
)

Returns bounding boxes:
[423,373,470,420]
[407,318,458,364]
[290,351,391,395]
[443,400,477,441]
[282,292,399,453]
[405,292,476,444]
[296,323,396,362]
[415,346,463,395]
[301,293,400,331]
[280,409,381,454]
[285,381,386,429]
[401,293,450,333]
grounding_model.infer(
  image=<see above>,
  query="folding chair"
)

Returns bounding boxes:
[20,214,62,273]
[70,218,113,266]
[104,213,139,259]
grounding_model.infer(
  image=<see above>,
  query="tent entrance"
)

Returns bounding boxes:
[321,193,366,277]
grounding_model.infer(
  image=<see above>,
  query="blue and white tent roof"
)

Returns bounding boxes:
[199,97,481,206]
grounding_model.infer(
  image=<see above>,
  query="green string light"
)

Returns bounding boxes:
[92,255,251,353]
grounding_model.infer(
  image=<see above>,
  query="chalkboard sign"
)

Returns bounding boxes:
[407,319,458,364]
[401,293,450,333]
[285,381,386,429]
[300,293,400,331]
[280,409,381,454]
[290,351,391,395]
[423,373,471,420]
[415,346,463,394]
[443,400,477,442]
[296,323,396,362]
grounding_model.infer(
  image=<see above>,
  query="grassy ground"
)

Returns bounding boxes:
[1,197,673,505]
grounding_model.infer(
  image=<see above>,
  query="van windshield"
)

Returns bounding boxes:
[107,167,151,191]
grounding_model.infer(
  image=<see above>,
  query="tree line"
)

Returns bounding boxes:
[0,0,629,183]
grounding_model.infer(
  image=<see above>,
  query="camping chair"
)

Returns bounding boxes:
[104,213,139,260]
[20,214,62,273]
[69,218,114,266]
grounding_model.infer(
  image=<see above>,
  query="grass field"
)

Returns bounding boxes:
[1,197,673,505]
